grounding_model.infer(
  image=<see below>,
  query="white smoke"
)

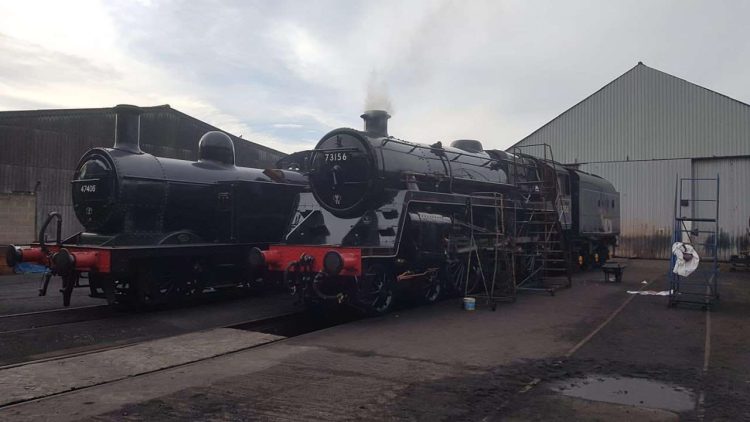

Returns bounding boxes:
[364,70,393,113]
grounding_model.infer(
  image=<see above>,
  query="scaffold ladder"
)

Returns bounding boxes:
[668,175,720,309]
[461,192,515,310]
[509,144,572,294]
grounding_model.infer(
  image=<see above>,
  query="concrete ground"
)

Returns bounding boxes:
[1,260,748,421]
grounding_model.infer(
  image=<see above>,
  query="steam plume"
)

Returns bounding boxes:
[364,70,393,113]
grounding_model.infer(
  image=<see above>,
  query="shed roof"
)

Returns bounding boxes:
[510,63,750,163]
[0,104,283,156]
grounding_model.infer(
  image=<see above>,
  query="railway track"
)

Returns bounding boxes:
[0,309,359,411]
[0,311,301,371]
[0,286,302,359]
[0,304,116,335]
[0,288,263,336]
[0,294,298,364]
[0,304,107,319]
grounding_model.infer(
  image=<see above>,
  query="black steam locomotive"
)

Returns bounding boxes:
[6,105,307,306]
[253,110,619,314]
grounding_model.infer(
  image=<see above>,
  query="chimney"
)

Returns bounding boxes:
[113,104,143,154]
[361,109,390,137]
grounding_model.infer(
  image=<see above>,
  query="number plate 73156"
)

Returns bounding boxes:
[324,152,348,162]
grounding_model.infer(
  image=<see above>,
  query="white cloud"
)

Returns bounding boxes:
[0,0,749,154]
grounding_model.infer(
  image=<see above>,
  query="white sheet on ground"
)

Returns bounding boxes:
[627,290,672,296]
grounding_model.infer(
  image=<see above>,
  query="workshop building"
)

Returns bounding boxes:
[511,62,750,259]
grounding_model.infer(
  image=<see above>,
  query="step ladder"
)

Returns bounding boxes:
[509,144,572,295]
[668,175,720,309]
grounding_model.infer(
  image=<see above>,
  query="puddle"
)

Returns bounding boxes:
[550,375,695,412]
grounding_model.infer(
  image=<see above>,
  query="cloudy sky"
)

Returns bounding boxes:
[0,0,748,153]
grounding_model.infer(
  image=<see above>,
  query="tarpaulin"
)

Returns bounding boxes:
[672,242,700,277]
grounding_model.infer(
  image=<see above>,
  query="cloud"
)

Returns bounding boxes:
[272,123,304,129]
[0,0,749,153]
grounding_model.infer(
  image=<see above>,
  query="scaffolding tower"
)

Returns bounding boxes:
[669,175,720,309]
[509,144,573,295]
[460,192,515,310]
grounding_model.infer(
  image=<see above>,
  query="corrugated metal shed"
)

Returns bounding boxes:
[512,63,750,259]
[512,63,750,164]
[580,159,691,259]
[0,105,287,242]
[693,158,750,260]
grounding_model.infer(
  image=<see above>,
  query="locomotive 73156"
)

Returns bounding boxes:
[252,110,619,314]
[6,105,307,306]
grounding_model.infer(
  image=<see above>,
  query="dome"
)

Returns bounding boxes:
[450,139,484,153]
[198,131,235,165]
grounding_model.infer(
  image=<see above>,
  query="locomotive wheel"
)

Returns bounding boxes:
[135,260,190,305]
[444,258,481,295]
[357,263,395,315]
[420,270,442,305]
[87,273,114,301]
[87,273,101,298]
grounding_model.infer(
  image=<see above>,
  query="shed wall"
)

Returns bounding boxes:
[692,157,750,260]
[580,157,750,260]
[0,192,36,245]
[579,159,692,259]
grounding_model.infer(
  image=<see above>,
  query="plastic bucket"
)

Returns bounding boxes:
[463,297,476,311]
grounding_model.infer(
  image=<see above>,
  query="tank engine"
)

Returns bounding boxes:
[253,110,620,314]
[6,104,307,306]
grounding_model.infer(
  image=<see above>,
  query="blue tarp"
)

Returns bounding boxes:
[14,263,49,274]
